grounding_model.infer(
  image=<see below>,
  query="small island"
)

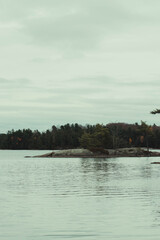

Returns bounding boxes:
[26,147,160,159]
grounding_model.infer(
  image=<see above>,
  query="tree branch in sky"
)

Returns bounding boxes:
[151,109,160,114]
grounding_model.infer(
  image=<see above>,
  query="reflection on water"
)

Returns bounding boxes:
[1,151,160,239]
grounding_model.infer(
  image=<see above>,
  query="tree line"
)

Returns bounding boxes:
[0,121,160,150]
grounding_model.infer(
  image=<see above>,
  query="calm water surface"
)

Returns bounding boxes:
[0,150,160,240]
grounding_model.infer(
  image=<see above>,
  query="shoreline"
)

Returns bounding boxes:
[25,148,160,159]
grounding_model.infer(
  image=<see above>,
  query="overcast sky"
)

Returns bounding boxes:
[0,0,160,132]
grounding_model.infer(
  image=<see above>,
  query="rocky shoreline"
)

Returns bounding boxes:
[25,148,160,159]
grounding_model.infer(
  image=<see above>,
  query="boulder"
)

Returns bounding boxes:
[53,149,93,157]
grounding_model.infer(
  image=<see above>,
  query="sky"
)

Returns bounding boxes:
[0,0,160,132]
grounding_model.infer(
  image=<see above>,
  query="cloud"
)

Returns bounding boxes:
[22,4,127,53]
[0,1,160,131]
[1,75,158,127]
[2,0,149,57]
[22,1,159,45]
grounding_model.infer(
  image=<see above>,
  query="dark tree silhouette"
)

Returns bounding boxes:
[0,122,160,150]
[151,109,160,114]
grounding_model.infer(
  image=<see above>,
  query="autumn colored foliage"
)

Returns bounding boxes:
[0,122,160,149]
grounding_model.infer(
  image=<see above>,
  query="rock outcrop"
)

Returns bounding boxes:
[25,147,160,158]
[32,149,93,158]
[107,148,151,157]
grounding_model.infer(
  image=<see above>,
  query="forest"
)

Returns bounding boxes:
[0,121,160,150]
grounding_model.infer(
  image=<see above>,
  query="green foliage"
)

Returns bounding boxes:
[79,124,112,149]
[151,109,160,114]
[0,122,160,150]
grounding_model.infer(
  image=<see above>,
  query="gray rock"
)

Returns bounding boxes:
[53,149,93,156]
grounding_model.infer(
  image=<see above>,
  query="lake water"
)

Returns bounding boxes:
[1,150,160,240]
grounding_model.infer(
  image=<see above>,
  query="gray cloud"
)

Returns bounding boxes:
[21,2,137,52]
[0,0,151,56]
[0,1,160,131]
[21,1,159,51]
